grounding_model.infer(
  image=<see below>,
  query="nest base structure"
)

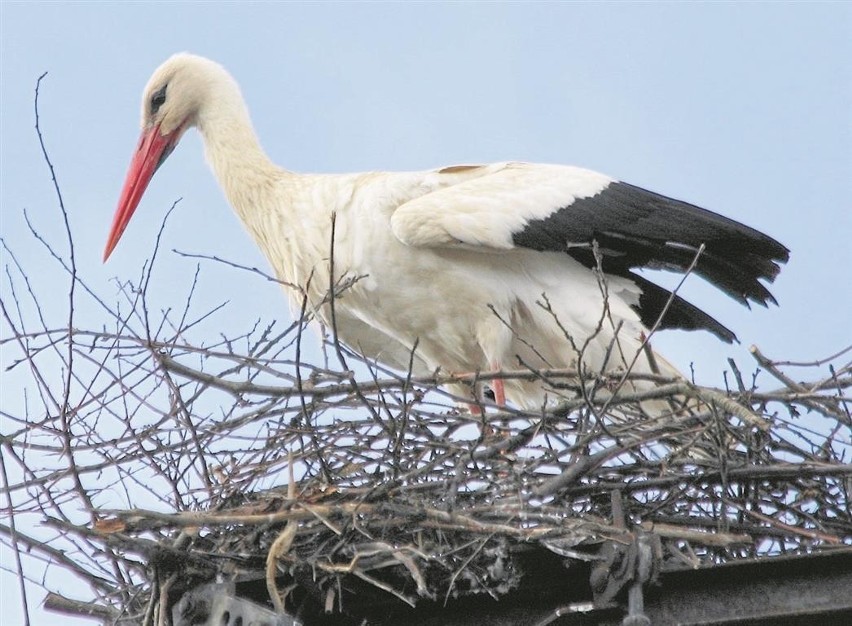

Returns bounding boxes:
[170,549,852,626]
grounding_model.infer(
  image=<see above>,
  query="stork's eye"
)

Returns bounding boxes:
[150,85,167,115]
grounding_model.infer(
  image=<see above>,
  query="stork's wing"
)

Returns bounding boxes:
[391,162,790,342]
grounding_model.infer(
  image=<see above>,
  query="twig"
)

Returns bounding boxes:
[42,593,118,621]
[0,444,30,626]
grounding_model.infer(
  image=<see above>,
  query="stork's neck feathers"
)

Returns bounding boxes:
[195,69,288,226]
[189,64,319,295]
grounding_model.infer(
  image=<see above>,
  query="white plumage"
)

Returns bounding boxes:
[105,54,788,410]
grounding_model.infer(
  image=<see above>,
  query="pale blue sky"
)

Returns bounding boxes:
[2,3,850,624]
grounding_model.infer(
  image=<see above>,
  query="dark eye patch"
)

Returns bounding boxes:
[150,85,167,115]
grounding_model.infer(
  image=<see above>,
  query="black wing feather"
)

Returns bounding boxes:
[512,181,789,336]
[627,272,737,343]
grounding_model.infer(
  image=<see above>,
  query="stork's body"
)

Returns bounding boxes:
[105,54,789,409]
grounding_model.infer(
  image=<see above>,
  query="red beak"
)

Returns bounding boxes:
[103,123,180,261]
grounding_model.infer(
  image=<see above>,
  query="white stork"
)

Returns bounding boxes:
[104,53,788,410]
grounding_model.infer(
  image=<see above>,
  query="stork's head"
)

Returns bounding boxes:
[104,53,228,261]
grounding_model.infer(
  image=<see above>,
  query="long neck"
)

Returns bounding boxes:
[194,84,319,297]
[196,88,290,227]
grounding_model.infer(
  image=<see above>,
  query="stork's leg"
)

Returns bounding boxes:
[458,365,506,413]
[490,363,506,407]
[468,373,506,412]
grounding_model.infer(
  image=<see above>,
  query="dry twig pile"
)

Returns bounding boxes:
[3,240,850,623]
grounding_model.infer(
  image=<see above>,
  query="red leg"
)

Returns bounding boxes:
[457,366,504,412]
[491,363,506,407]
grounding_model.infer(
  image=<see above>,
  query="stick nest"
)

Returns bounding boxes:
[4,274,850,623]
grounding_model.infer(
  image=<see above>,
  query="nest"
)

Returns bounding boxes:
[3,257,851,624]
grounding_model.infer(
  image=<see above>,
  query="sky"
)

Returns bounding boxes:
[1,2,850,624]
